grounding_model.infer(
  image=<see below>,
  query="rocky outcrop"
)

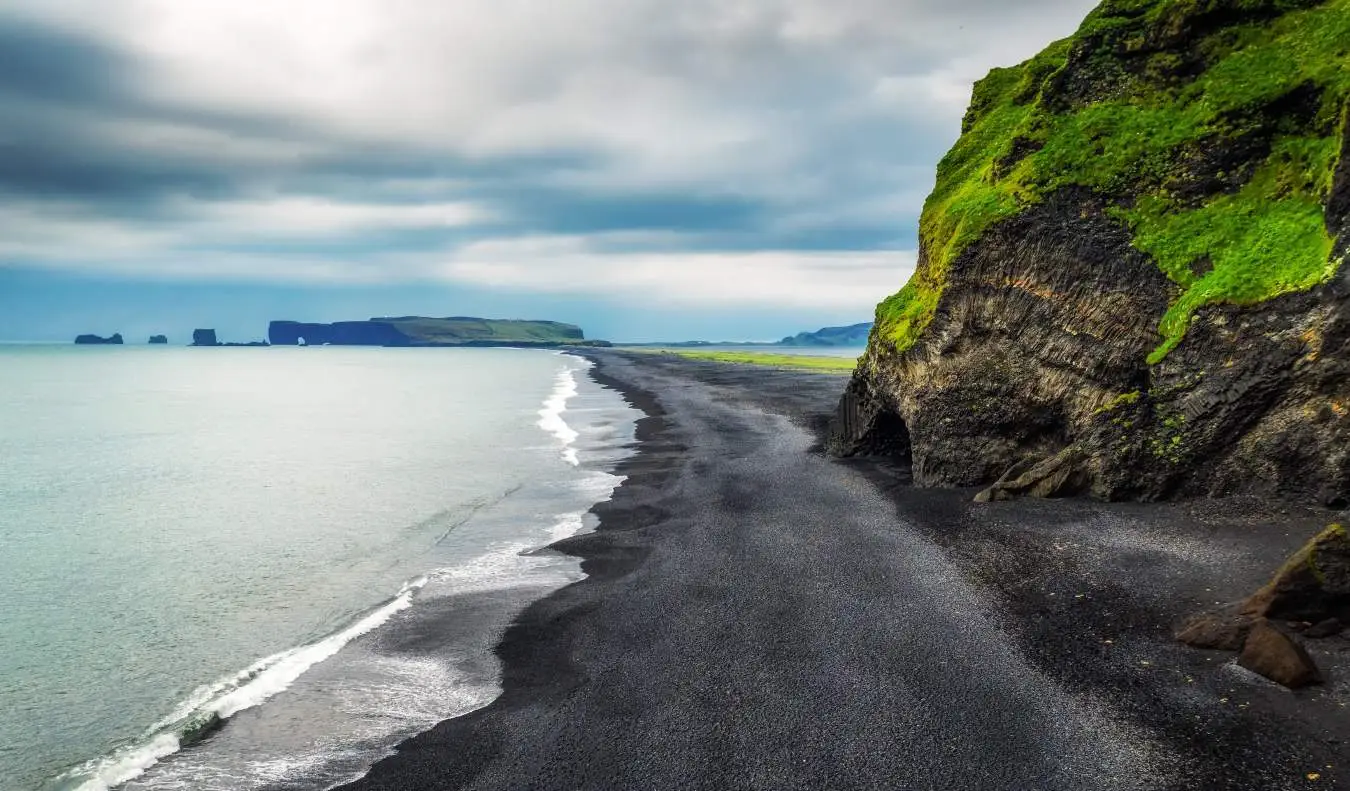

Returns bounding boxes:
[832,0,1350,503]
[191,329,220,347]
[1246,524,1350,622]
[268,317,599,347]
[74,333,123,345]
[148,335,168,344]
[1178,524,1348,685]
[269,320,410,346]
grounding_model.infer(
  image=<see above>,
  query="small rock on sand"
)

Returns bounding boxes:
[1238,620,1322,689]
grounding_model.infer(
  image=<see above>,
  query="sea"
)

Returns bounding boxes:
[0,344,640,791]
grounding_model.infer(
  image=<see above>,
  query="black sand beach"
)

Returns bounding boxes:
[339,350,1350,791]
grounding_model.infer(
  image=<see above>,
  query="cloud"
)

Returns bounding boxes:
[0,0,1098,314]
[440,237,915,309]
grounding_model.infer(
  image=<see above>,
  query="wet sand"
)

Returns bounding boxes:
[338,350,1350,791]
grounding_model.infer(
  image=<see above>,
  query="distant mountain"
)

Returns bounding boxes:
[778,322,872,347]
[268,317,606,347]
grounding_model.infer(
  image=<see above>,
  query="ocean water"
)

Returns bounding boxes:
[0,345,639,791]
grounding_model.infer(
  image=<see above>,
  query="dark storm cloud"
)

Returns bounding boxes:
[0,0,1099,308]
[0,17,131,105]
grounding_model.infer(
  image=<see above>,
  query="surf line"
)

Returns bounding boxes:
[538,357,583,466]
[60,576,429,791]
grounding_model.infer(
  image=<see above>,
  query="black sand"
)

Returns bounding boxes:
[338,350,1350,791]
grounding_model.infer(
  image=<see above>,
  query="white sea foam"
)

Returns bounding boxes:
[64,735,180,791]
[63,355,637,791]
[60,577,429,791]
[538,361,582,465]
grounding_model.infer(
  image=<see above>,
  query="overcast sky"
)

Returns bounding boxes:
[0,0,1096,342]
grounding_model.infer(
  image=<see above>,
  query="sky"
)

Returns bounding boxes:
[0,0,1097,343]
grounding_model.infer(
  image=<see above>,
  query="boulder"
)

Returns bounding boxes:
[1244,524,1350,623]
[1304,618,1344,639]
[1175,605,1252,652]
[1238,620,1321,689]
[1177,525,1350,667]
[974,447,1086,503]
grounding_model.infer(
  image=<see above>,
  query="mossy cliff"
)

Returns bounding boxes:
[833,0,1350,502]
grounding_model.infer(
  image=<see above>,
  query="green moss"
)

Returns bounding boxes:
[874,0,1350,360]
[1149,408,1188,461]
[877,74,1045,348]
[1308,523,1348,585]
[1095,390,1143,414]
[1123,175,1337,363]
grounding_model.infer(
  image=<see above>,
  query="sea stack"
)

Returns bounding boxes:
[832,0,1350,504]
[148,335,168,344]
[191,329,221,347]
[74,333,123,345]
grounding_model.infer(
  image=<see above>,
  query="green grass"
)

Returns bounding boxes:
[377,317,585,344]
[655,350,858,372]
[875,0,1350,361]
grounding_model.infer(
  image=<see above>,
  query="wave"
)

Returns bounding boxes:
[57,353,630,791]
[55,577,429,791]
[537,361,582,466]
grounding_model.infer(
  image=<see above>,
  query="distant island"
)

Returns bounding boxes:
[74,333,123,345]
[148,335,168,344]
[190,329,268,347]
[268,317,609,348]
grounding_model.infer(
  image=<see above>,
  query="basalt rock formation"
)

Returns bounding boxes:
[268,317,604,347]
[832,0,1350,503]
[191,329,221,347]
[74,333,123,345]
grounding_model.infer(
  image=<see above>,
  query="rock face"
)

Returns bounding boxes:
[148,335,168,344]
[268,317,597,347]
[832,0,1350,503]
[191,329,221,347]
[74,333,123,345]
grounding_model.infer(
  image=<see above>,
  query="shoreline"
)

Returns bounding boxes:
[33,351,633,791]
[337,350,1350,791]
[331,350,684,790]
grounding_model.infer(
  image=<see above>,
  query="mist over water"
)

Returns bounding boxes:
[0,346,637,791]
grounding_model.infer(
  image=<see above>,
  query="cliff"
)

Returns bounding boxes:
[779,322,873,347]
[268,317,601,347]
[833,0,1350,504]
[74,333,122,345]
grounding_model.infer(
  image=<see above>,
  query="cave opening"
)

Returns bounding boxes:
[860,409,913,467]
[831,389,914,476]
